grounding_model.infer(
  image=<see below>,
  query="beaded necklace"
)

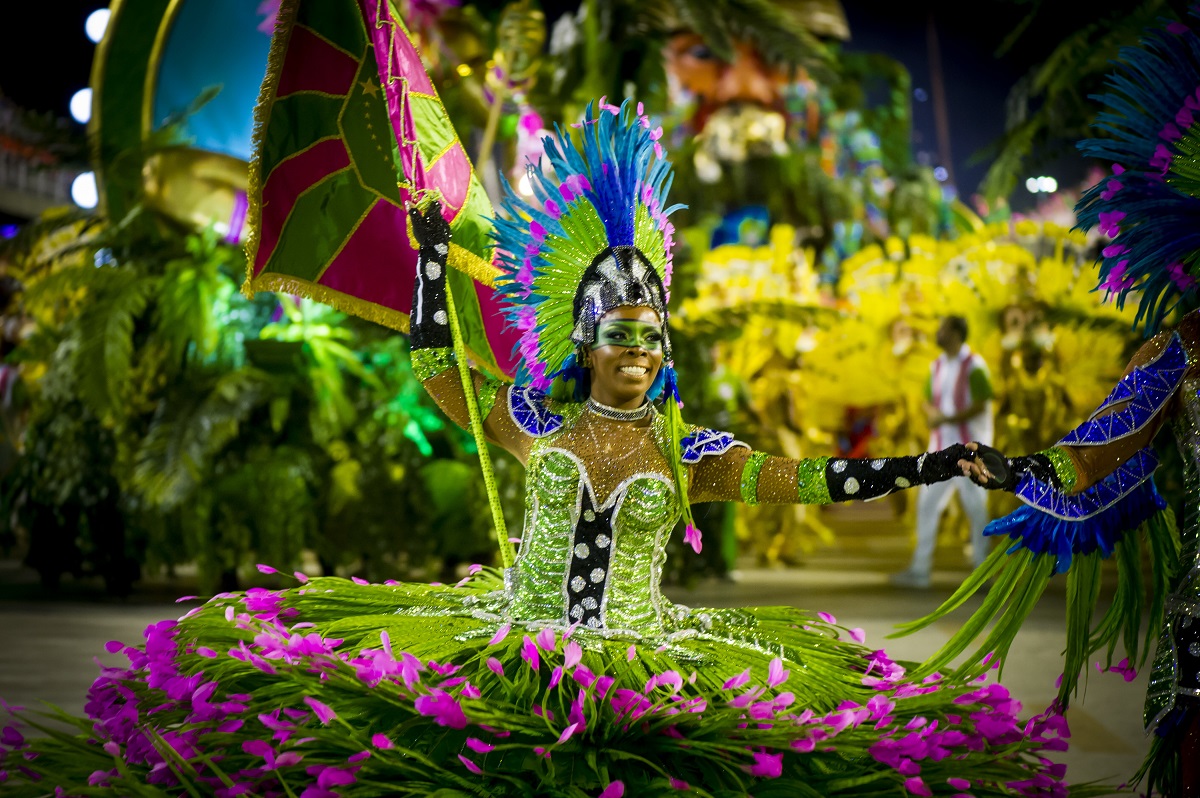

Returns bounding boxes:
[586,397,652,422]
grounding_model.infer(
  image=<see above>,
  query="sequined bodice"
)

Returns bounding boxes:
[505,407,683,632]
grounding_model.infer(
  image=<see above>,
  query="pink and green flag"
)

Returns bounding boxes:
[244,0,518,378]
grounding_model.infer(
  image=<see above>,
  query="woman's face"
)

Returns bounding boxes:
[585,306,664,410]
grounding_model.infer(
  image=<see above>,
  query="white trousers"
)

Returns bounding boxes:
[908,479,991,575]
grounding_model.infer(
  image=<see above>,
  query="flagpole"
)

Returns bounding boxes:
[443,272,515,570]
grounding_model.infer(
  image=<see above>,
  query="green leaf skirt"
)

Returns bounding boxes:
[0,570,1084,797]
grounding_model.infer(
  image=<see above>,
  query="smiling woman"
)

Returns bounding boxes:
[0,100,1078,797]
[584,308,664,409]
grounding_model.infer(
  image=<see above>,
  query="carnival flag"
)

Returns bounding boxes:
[244,0,518,378]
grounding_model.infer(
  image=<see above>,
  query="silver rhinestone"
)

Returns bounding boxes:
[434,243,448,256]
[569,604,583,620]
[595,534,610,549]
[590,567,605,583]
[581,597,598,610]
[574,543,590,559]
[587,616,602,628]
[916,453,927,474]
[843,477,860,495]
[583,509,596,522]
[871,459,885,470]
[831,460,847,473]
[894,477,911,488]
[570,576,586,592]
[424,261,442,279]
[433,310,448,325]
[1190,641,1200,657]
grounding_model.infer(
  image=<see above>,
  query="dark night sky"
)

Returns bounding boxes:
[0,1,1111,204]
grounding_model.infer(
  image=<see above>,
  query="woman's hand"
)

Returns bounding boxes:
[960,442,1012,490]
[408,199,451,251]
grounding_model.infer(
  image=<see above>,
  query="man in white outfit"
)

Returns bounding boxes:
[890,316,994,588]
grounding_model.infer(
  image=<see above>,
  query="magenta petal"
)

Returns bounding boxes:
[536,626,557,652]
[488,624,510,646]
[598,781,625,798]
[303,696,337,724]
[564,641,583,670]
[243,740,274,758]
[466,737,494,753]
[767,658,790,687]
[317,766,356,788]
[557,723,578,744]
[904,777,932,796]
[723,669,751,690]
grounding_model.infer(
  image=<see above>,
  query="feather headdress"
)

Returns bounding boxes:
[493,98,706,546]
[492,98,684,396]
[1075,8,1200,334]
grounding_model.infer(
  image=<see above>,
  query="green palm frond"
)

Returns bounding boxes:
[155,251,225,367]
[642,0,832,75]
[0,209,98,279]
[132,368,277,509]
[19,262,106,322]
[979,0,1182,201]
[74,269,160,419]
[725,0,832,79]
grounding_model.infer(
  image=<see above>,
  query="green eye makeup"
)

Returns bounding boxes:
[595,320,664,351]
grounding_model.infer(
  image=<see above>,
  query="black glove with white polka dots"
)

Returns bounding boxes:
[408,201,452,351]
[825,444,975,502]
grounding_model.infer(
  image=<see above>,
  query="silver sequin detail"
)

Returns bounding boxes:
[582,596,598,610]
[831,460,847,473]
[871,459,885,470]
[434,243,448,256]
[424,261,442,279]
[583,509,596,522]
[574,543,590,558]
[843,477,860,495]
[595,534,611,548]
[1190,641,1200,657]
[894,477,911,488]
[590,567,606,583]
[1184,616,1195,629]
[570,576,586,592]
[433,310,448,325]
[587,616,602,628]
[569,604,583,620]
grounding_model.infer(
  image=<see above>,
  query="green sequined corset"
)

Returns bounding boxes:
[506,407,683,634]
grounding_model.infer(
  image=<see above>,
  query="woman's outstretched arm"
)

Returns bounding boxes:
[407,202,532,462]
[962,323,1193,494]
[687,440,977,505]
